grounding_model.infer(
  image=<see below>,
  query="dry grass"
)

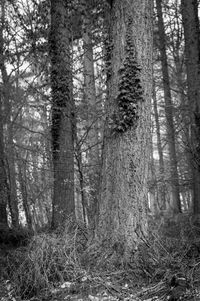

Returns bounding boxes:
[1,215,200,300]
[3,222,88,299]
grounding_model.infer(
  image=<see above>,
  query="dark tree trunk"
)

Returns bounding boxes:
[181,0,200,215]
[49,0,75,229]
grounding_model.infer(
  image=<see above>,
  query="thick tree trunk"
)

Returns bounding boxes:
[156,0,181,214]
[50,0,75,229]
[181,0,200,215]
[97,0,153,259]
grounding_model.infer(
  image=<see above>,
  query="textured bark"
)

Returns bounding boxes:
[152,82,166,210]
[97,0,153,258]
[156,0,181,214]
[181,0,200,215]
[50,0,75,229]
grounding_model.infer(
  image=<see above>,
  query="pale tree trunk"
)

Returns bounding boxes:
[152,81,166,210]
[17,158,33,231]
[5,96,19,228]
[156,0,181,214]
[148,130,159,215]
[82,0,100,231]
[0,94,8,230]
[50,0,75,229]
[181,0,200,215]
[97,0,153,259]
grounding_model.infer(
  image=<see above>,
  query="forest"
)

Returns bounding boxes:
[0,0,200,300]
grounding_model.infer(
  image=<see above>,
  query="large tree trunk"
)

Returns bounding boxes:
[97,0,153,259]
[49,0,75,229]
[181,0,200,215]
[156,0,181,214]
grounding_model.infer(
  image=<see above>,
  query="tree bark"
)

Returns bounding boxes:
[156,0,181,214]
[49,0,75,229]
[97,0,153,259]
[181,0,200,215]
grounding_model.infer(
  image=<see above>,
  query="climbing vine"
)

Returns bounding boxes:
[112,16,144,133]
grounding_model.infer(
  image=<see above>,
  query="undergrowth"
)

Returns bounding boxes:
[1,222,88,300]
[1,215,200,300]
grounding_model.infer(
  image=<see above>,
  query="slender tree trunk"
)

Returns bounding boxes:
[152,81,166,210]
[82,1,100,231]
[173,51,193,210]
[148,130,159,215]
[75,147,87,224]
[97,0,153,259]
[0,0,18,229]
[49,0,75,229]
[17,159,33,231]
[6,111,19,228]
[156,0,181,214]
[181,0,200,215]
[0,94,8,230]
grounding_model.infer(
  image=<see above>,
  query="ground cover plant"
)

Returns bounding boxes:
[1,216,200,301]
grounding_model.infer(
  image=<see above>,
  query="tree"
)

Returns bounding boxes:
[0,94,8,230]
[49,0,75,229]
[155,0,181,214]
[0,0,19,229]
[96,0,153,259]
[181,0,200,215]
[152,81,166,210]
[82,0,101,230]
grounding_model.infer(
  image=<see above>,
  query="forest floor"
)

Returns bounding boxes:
[1,215,200,301]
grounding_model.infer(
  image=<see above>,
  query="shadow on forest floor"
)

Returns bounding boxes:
[1,215,200,301]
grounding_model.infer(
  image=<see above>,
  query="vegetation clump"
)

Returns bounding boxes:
[112,17,144,133]
[1,216,200,300]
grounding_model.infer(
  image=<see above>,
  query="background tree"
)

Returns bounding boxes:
[49,0,75,229]
[181,0,200,216]
[155,0,181,214]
